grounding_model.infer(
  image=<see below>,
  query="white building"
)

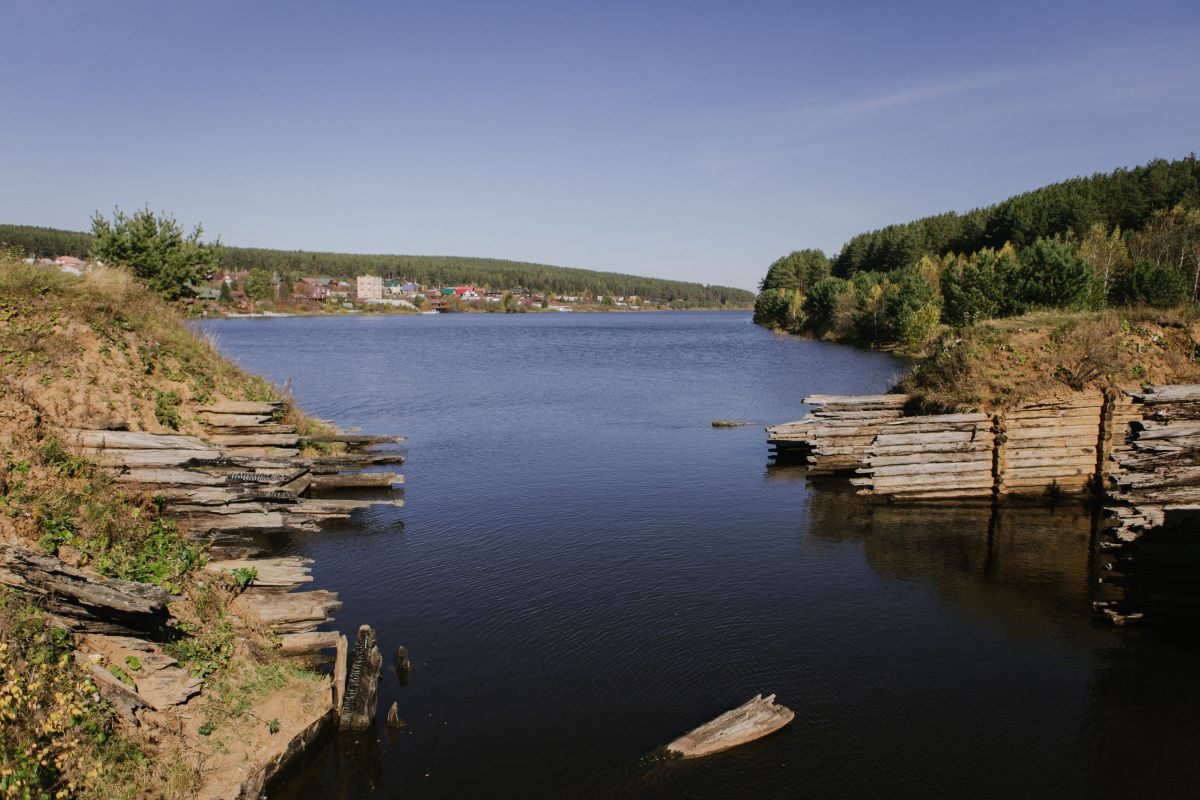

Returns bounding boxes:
[356,274,383,301]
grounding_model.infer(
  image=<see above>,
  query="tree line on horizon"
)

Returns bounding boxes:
[754,155,1200,349]
[0,222,754,307]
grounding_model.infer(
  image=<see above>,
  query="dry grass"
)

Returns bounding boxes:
[897,307,1200,412]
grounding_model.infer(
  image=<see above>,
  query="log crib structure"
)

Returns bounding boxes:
[63,399,406,659]
[768,386,1200,625]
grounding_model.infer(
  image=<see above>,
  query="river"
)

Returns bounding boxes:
[196,311,1200,799]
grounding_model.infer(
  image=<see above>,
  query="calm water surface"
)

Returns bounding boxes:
[196,312,1200,799]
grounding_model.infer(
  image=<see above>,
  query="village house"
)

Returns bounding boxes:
[356,274,383,301]
[293,277,331,301]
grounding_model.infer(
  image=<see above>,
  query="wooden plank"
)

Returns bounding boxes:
[65,430,210,450]
[876,488,994,500]
[1133,423,1200,440]
[1005,414,1100,429]
[108,468,223,486]
[311,472,404,490]
[305,453,406,467]
[202,400,284,414]
[204,424,297,435]
[868,473,994,489]
[865,460,997,477]
[804,394,908,406]
[811,410,906,420]
[300,434,407,445]
[1005,455,1098,468]
[92,448,224,466]
[867,441,993,456]
[196,412,272,427]
[1005,424,1099,441]
[209,433,301,447]
[236,590,341,629]
[205,557,314,589]
[222,447,300,458]
[1000,465,1094,479]
[0,545,169,634]
[867,451,994,467]
[873,431,993,446]
[278,631,341,656]
[1126,385,1200,404]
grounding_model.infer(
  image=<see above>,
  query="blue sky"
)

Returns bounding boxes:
[3,1,1198,290]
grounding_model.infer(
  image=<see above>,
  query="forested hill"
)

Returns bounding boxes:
[0,224,754,307]
[832,155,1200,277]
[754,155,1200,351]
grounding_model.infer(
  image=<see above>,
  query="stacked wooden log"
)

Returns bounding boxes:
[60,399,406,657]
[1098,385,1200,625]
[0,543,170,635]
[852,412,996,501]
[997,393,1103,497]
[766,394,907,474]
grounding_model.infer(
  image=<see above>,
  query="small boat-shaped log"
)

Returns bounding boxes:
[666,694,793,758]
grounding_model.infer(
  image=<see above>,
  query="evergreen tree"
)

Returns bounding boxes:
[89,208,221,299]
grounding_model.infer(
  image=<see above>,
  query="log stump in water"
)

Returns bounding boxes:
[339,625,381,730]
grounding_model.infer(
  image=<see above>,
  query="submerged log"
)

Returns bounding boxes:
[0,544,170,635]
[339,625,382,730]
[711,420,755,427]
[666,694,794,758]
[386,702,404,729]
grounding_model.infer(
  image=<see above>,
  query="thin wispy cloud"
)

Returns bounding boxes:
[692,32,1199,171]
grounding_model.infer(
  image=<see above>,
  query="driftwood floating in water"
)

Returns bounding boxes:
[339,625,382,730]
[712,420,754,427]
[666,694,794,758]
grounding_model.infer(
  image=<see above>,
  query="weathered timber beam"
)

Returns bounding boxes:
[197,413,272,427]
[304,453,407,466]
[300,434,407,445]
[108,468,224,486]
[311,472,404,490]
[209,434,301,447]
[201,401,284,414]
[64,430,211,450]
[278,631,341,656]
[205,557,314,588]
[0,544,169,634]
[803,394,908,405]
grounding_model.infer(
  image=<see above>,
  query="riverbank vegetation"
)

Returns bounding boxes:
[754,156,1200,408]
[0,250,326,797]
[1,221,754,309]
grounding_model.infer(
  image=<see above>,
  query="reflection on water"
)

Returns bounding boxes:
[193,313,1200,800]
[804,483,1098,638]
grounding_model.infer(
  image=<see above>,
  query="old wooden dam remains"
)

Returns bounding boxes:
[0,398,404,797]
[767,385,1200,625]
